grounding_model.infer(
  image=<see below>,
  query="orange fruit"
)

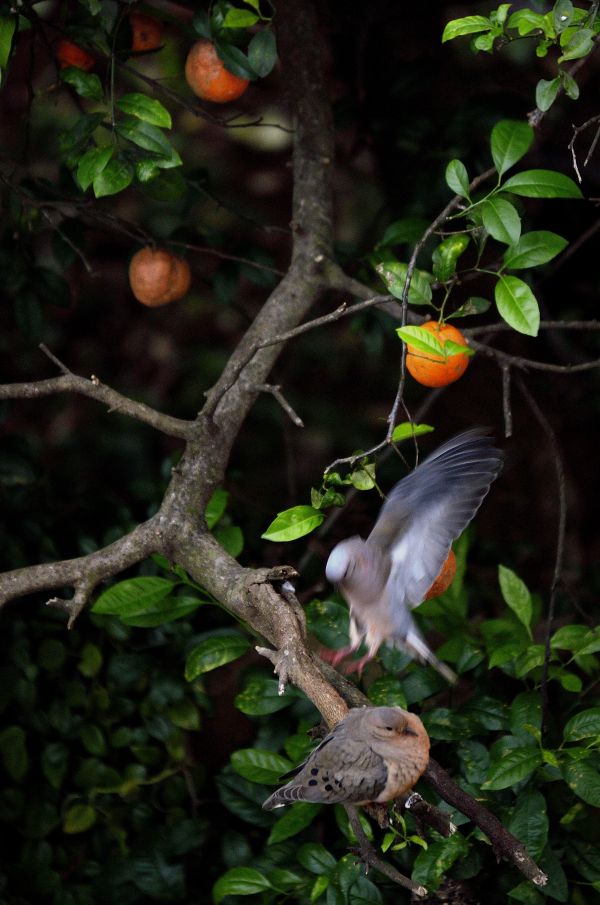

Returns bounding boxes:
[129,247,191,307]
[129,11,163,53]
[425,549,457,599]
[406,320,470,388]
[184,40,249,103]
[56,39,95,71]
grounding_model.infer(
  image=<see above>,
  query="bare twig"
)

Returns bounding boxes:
[502,365,513,438]
[255,383,304,427]
[516,377,567,727]
[569,114,600,182]
[528,40,600,129]
[468,337,600,374]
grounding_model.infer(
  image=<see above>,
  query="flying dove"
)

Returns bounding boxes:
[325,430,503,682]
[262,706,430,809]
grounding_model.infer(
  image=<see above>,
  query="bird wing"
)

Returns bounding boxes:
[368,430,503,613]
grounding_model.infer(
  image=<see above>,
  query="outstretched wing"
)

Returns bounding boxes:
[368,430,503,611]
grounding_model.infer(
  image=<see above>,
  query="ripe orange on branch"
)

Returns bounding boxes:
[425,549,457,599]
[55,39,95,71]
[129,247,191,307]
[129,11,163,53]
[406,320,470,388]
[184,40,249,103]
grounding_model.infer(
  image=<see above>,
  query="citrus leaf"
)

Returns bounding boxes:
[92,577,175,616]
[558,27,594,63]
[248,30,277,78]
[117,93,171,128]
[564,709,600,742]
[378,217,429,247]
[442,16,492,43]
[214,39,258,80]
[213,867,273,903]
[185,633,250,680]
[502,169,583,199]
[63,803,97,834]
[483,746,543,790]
[506,791,549,860]
[298,843,337,874]
[491,120,534,176]
[223,9,259,28]
[262,505,324,541]
[268,802,322,845]
[0,15,16,69]
[481,197,521,245]
[503,231,568,269]
[396,325,445,357]
[508,9,549,36]
[445,159,470,198]
[432,234,470,281]
[536,77,561,112]
[119,594,204,627]
[562,760,600,807]
[391,422,434,442]
[60,67,103,100]
[494,276,540,336]
[93,157,133,197]
[76,145,113,192]
[116,118,181,167]
[375,259,433,304]
[231,748,293,784]
[235,678,298,715]
[452,296,491,318]
[205,487,228,528]
[498,565,533,632]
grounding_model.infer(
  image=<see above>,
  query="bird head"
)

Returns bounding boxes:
[325,536,363,584]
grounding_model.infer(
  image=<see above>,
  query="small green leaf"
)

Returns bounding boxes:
[63,803,97,834]
[120,594,204,627]
[367,676,408,708]
[564,709,600,742]
[375,259,433,304]
[562,760,600,807]
[481,196,522,245]
[248,30,277,78]
[0,726,28,782]
[536,77,561,112]
[185,633,250,680]
[502,169,583,199]
[508,10,549,37]
[92,577,175,616]
[349,462,376,490]
[378,217,429,247]
[560,70,580,100]
[396,325,445,357]
[551,624,592,651]
[554,0,574,32]
[494,276,540,336]
[498,565,533,631]
[60,67,103,100]
[503,231,568,270]
[235,678,298,715]
[231,748,293,784]
[214,40,258,80]
[452,297,491,318]
[491,120,534,176]
[506,791,549,861]
[214,524,244,558]
[442,16,492,43]
[93,157,133,197]
[483,746,543,790]
[445,159,470,198]
[412,834,470,889]
[213,867,273,903]
[432,234,470,281]
[262,505,324,542]
[192,10,212,39]
[268,803,322,845]
[76,145,113,192]
[116,118,181,167]
[0,15,17,69]
[391,422,435,442]
[223,9,259,28]
[298,842,337,874]
[205,487,228,528]
[558,27,594,63]
[117,93,172,128]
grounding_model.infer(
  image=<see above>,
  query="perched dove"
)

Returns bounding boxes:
[262,706,429,809]
[325,430,503,681]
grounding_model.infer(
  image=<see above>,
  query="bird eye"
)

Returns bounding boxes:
[384,726,394,731]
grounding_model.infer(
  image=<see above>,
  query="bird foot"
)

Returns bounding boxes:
[318,645,374,677]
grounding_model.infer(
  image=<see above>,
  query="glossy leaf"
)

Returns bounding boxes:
[116,118,181,167]
[93,157,133,197]
[63,803,97,834]
[375,259,433,304]
[412,834,469,889]
[117,93,171,128]
[205,488,228,528]
[298,842,337,874]
[235,678,298,715]
[503,231,568,270]
[442,16,492,43]
[262,505,324,541]
[498,565,533,632]
[0,15,16,69]
[562,760,600,807]
[502,169,583,199]
[564,708,600,742]
[483,746,542,790]
[536,77,561,112]
[432,234,470,281]
[231,748,293,784]
[391,422,434,442]
[76,145,113,192]
[508,10,549,36]
[506,791,549,860]
[60,67,103,100]
[558,27,594,63]
[491,120,534,176]
[494,276,540,336]
[396,325,445,357]
[481,196,521,245]
[214,40,258,80]
[248,30,277,77]
[213,867,273,903]
[119,594,204,627]
[268,802,322,844]
[92,577,175,616]
[445,159,470,198]
[223,9,259,28]
[452,296,491,318]
[185,633,250,680]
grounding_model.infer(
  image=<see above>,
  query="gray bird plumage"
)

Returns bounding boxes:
[325,430,503,681]
[262,706,430,810]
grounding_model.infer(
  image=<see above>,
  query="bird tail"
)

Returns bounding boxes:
[404,630,457,685]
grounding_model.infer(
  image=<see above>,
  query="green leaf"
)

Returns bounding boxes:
[375,259,433,304]
[367,676,408,708]
[562,759,600,807]
[445,159,470,198]
[560,69,579,100]
[452,296,491,318]
[554,0,574,32]
[116,117,181,167]
[42,743,69,789]
[432,234,470,282]
[231,748,293,784]
[442,16,492,43]
[502,169,583,199]
[213,867,273,903]
[262,505,324,541]
[349,462,375,491]
[192,10,212,38]
[396,325,444,357]
[63,803,97,834]
[498,565,533,632]
[483,746,543,790]
[0,726,28,782]
[93,157,133,197]
[235,678,298,715]
[185,633,250,680]
[76,145,113,192]
[412,834,470,889]
[536,77,561,112]
[92,577,175,617]
[223,9,259,28]
[248,30,277,78]
[80,724,107,757]
[298,842,337,874]
[506,791,549,861]
[551,624,592,651]
[214,524,244,558]
[564,708,600,742]
[508,10,549,37]
[481,197,522,245]
[391,422,434,442]
[491,120,534,176]
[117,93,172,128]
[510,692,542,739]
[205,487,228,528]
[60,67,103,100]
[214,40,258,80]
[378,217,429,247]
[268,802,322,844]
[0,15,17,69]
[306,598,350,648]
[120,594,204,627]
[503,231,568,269]
[494,276,540,337]
[558,27,594,63]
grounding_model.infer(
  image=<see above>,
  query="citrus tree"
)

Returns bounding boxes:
[1,1,600,903]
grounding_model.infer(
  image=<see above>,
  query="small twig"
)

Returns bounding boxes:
[345,805,427,898]
[254,383,304,427]
[469,337,600,374]
[528,41,600,129]
[502,365,513,438]
[516,377,567,727]
[168,240,285,276]
[404,792,456,838]
[568,114,600,182]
